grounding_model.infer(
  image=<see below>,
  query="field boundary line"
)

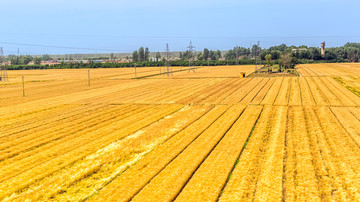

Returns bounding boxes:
[216,106,264,201]
[247,78,271,104]
[0,104,111,139]
[327,77,360,105]
[80,105,212,201]
[237,78,265,103]
[329,107,360,150]
[0,105,178,185]
[127,106,233,201]
[303,77,317,105]
[177,78,236,104]
[282,105,292,200]
[0,105,143,162]
[171,106,248,201]
[255,77,276,105]
[0,105,182,199]
[91,106,230,201]
[318,77,345,106]
[273,77,285,105]
[297,78,304,105]
[219,78,254,104]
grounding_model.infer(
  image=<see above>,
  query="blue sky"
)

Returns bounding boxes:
[1,0,359,55]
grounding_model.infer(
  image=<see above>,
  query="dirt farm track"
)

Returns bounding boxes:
[1,63,360,201]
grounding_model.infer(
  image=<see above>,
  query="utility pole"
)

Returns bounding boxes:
[187,41,195,72]
[134,63,137,79]
[251,43,256,73]
[165,43,171,76]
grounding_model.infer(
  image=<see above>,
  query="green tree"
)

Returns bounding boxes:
[9,55,19,65]
[252,45,260,57]
[225,50,235,60]
[216,50,222,60]
[269,44,287,52]
[42,54,53,61]
[19,55,33,65]
[197,52,204,61]
[33,57,41,65]
[181,50,191,60]
[290,54,298,68]
[281,53,291,69]
[260,51,269,60]
[145,47,150,61]
[139,47,145,61]
[265,54,272,73]
[281,53,297,69]
[203,48,209,61]
[347,47,359,62]
[209,51,216,60]
[132,51,139,62]
[344,42,360,48]
[265,54,272,67]
[270,50,281,60]
[298,50,311,59]
[310,48,321,60]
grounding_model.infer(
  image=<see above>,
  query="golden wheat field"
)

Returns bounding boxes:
[1,64,360,201]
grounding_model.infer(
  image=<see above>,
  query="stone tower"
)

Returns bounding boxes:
[321,41,325,56]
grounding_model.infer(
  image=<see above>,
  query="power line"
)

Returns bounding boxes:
[0,31,359,39]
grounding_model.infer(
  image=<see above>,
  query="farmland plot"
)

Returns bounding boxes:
[1,63,360,201]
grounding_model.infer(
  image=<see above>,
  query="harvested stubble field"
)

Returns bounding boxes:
[1,64,360,201]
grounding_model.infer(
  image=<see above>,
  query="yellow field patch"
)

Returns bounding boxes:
[1,64,360,201]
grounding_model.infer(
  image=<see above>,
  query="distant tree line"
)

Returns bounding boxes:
[179,49,222,61]
[5,54,54,65]
[4,42,360,70]
[6,59,259,70]
[259,42,360,63]
[132,47,150,62]
[7,55,38,65]
[219,42,360,64]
